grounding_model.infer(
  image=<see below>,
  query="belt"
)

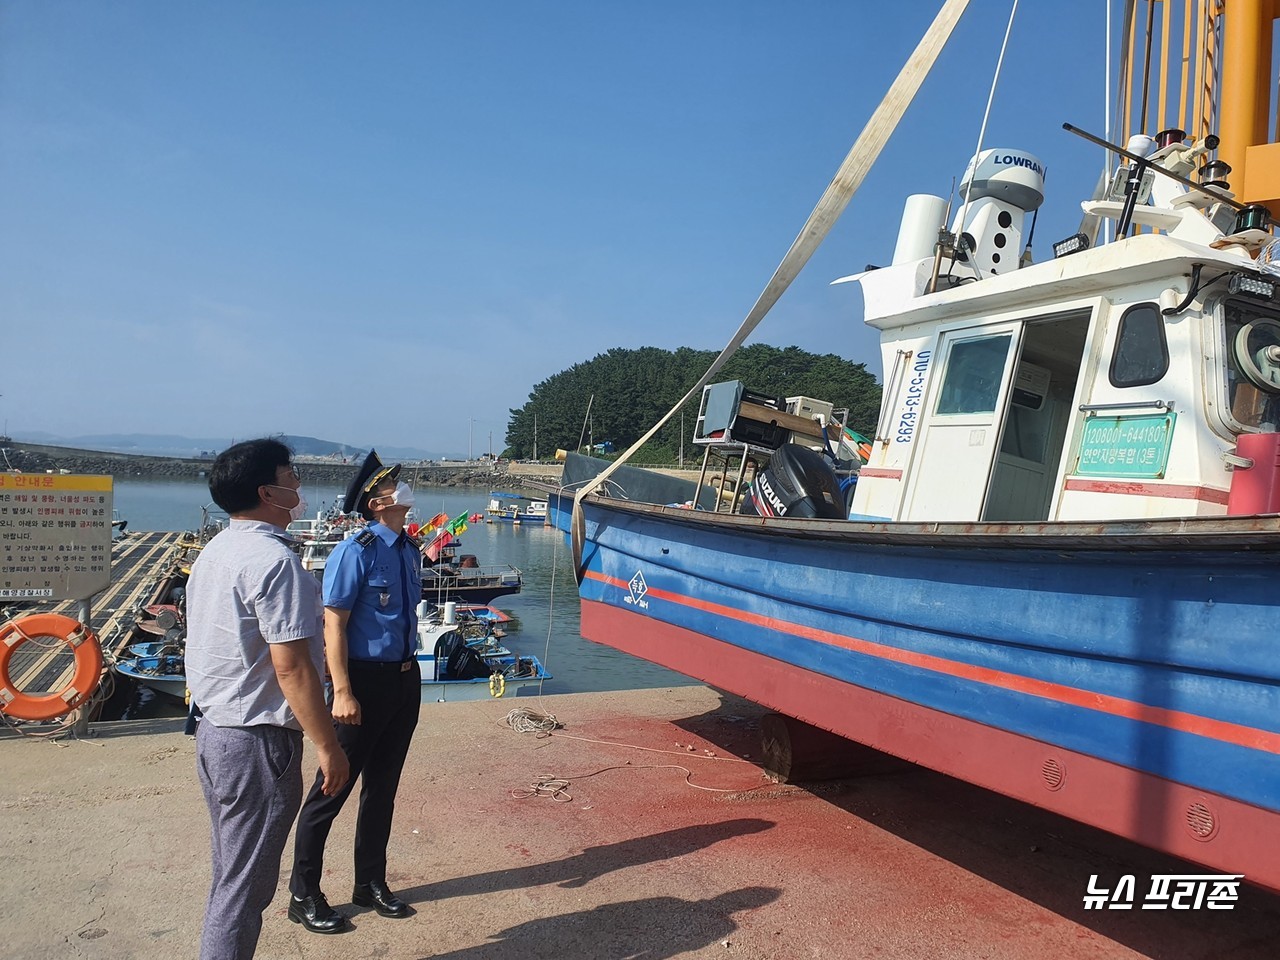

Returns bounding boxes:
[349,659,416,673]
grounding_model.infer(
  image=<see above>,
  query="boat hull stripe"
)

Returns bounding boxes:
[1063,478,1230,504]
[583,569,1280,755]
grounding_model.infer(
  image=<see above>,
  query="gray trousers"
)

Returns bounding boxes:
[196,721,304,960]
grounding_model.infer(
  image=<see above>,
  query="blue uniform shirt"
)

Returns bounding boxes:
[322,521,422,662]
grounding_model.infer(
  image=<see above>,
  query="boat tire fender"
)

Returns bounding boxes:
[490,673,506,698]
[0,614,104,722]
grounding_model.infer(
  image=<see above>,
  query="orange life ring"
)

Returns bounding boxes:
[0,614,104,721]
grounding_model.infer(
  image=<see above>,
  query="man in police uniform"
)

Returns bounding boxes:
[287,451,422,933]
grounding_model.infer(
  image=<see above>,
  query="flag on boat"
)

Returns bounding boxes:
[446,512,469,535]
[423,529,454,562]
[423,511,450,533]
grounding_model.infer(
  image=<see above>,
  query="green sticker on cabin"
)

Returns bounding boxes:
[1074,413,1176,478]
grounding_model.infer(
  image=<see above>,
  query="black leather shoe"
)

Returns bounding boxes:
[352,880,410,918]
[287,893,348,933]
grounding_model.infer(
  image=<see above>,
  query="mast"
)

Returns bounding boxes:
[1217,0,1278,211]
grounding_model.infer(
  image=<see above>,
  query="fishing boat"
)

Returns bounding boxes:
[548,1,1280,892]
[421,544,523,605]
[414,612,549,703]
[286,503,364,577]
[113,653,187,702]
[124,640,182,659]
[485,491,549,525]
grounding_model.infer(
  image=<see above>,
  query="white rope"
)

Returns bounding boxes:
[501,706,561,735]
[1104,0,1113,245]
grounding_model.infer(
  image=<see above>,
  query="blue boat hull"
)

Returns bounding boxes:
[552,494,1280,890]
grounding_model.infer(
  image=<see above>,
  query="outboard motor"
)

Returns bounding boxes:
[433,629,491,681]
[740,444,846,520]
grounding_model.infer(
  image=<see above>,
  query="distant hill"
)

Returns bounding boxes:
[7,431,444,461]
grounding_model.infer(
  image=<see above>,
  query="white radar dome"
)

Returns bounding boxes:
[959,148,1045,211]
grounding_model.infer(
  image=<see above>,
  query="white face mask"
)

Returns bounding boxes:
[288,492,309,523]
[389,481,415,508]
[267,484,308,522]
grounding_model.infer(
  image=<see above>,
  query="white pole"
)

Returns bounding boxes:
[1103,0,1114,245]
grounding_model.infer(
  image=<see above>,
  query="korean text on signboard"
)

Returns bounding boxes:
[1073,413,1176,480]
[0,473,113,601]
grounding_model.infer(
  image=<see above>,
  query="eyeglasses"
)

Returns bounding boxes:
[276,466,302,485]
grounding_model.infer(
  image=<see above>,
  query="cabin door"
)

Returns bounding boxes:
[901,323,1021,521]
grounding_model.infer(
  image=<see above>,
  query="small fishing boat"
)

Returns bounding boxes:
[485,491,549,525]
[113,653,187,702]
[287,505,364,578]
[414,617,549,703]
[455,604,512,625]
[421,547,522,605]
[124,640,182,659]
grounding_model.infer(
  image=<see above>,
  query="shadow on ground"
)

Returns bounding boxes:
[416,886,780,960]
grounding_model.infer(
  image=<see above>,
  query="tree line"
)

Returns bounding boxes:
[504,344,882,462]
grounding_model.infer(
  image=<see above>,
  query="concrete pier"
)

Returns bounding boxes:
[3,686,1278,959]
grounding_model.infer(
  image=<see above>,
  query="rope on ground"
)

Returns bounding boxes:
[511,775,573,802]
[551,729,754,763]
[503,704,775,799]
[511,761,766,803]
[501,706,561,736]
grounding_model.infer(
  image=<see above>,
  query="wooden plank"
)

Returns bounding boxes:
[736,401,826,440]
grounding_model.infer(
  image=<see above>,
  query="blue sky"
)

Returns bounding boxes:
[3,1,1114,458]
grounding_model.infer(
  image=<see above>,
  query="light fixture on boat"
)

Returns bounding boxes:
[1052,232,1090,258]
[1233,204,1272,234]
[1199,159,1232,191]
[1227,272,1276,300]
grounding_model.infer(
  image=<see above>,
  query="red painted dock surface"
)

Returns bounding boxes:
[3,686,1278,959]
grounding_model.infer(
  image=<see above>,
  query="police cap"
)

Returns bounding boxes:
[343,449,402,514]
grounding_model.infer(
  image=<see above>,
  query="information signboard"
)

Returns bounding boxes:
[0,473,113,601]
[1073,413,1177,479]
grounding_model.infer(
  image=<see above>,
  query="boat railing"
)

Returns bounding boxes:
[430,562,522,584]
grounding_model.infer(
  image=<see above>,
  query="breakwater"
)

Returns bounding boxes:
[0,441,507,488]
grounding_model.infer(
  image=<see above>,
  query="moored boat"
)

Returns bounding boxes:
[414,613,549,703]
[485,491,549,525]
[113,653,187,702]
[549,0,1280,893]
[421,543,522,605]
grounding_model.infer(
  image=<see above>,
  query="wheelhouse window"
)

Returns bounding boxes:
[1109,303,1168,387]
[1223,298,1280,431]
[936,334,1011,415]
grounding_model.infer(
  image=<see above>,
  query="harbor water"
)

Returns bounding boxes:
[110,477,695,698]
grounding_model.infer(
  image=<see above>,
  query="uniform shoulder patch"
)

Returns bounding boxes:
[354,530,378,547]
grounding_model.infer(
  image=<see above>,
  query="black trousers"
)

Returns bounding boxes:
[289,659,421,896]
